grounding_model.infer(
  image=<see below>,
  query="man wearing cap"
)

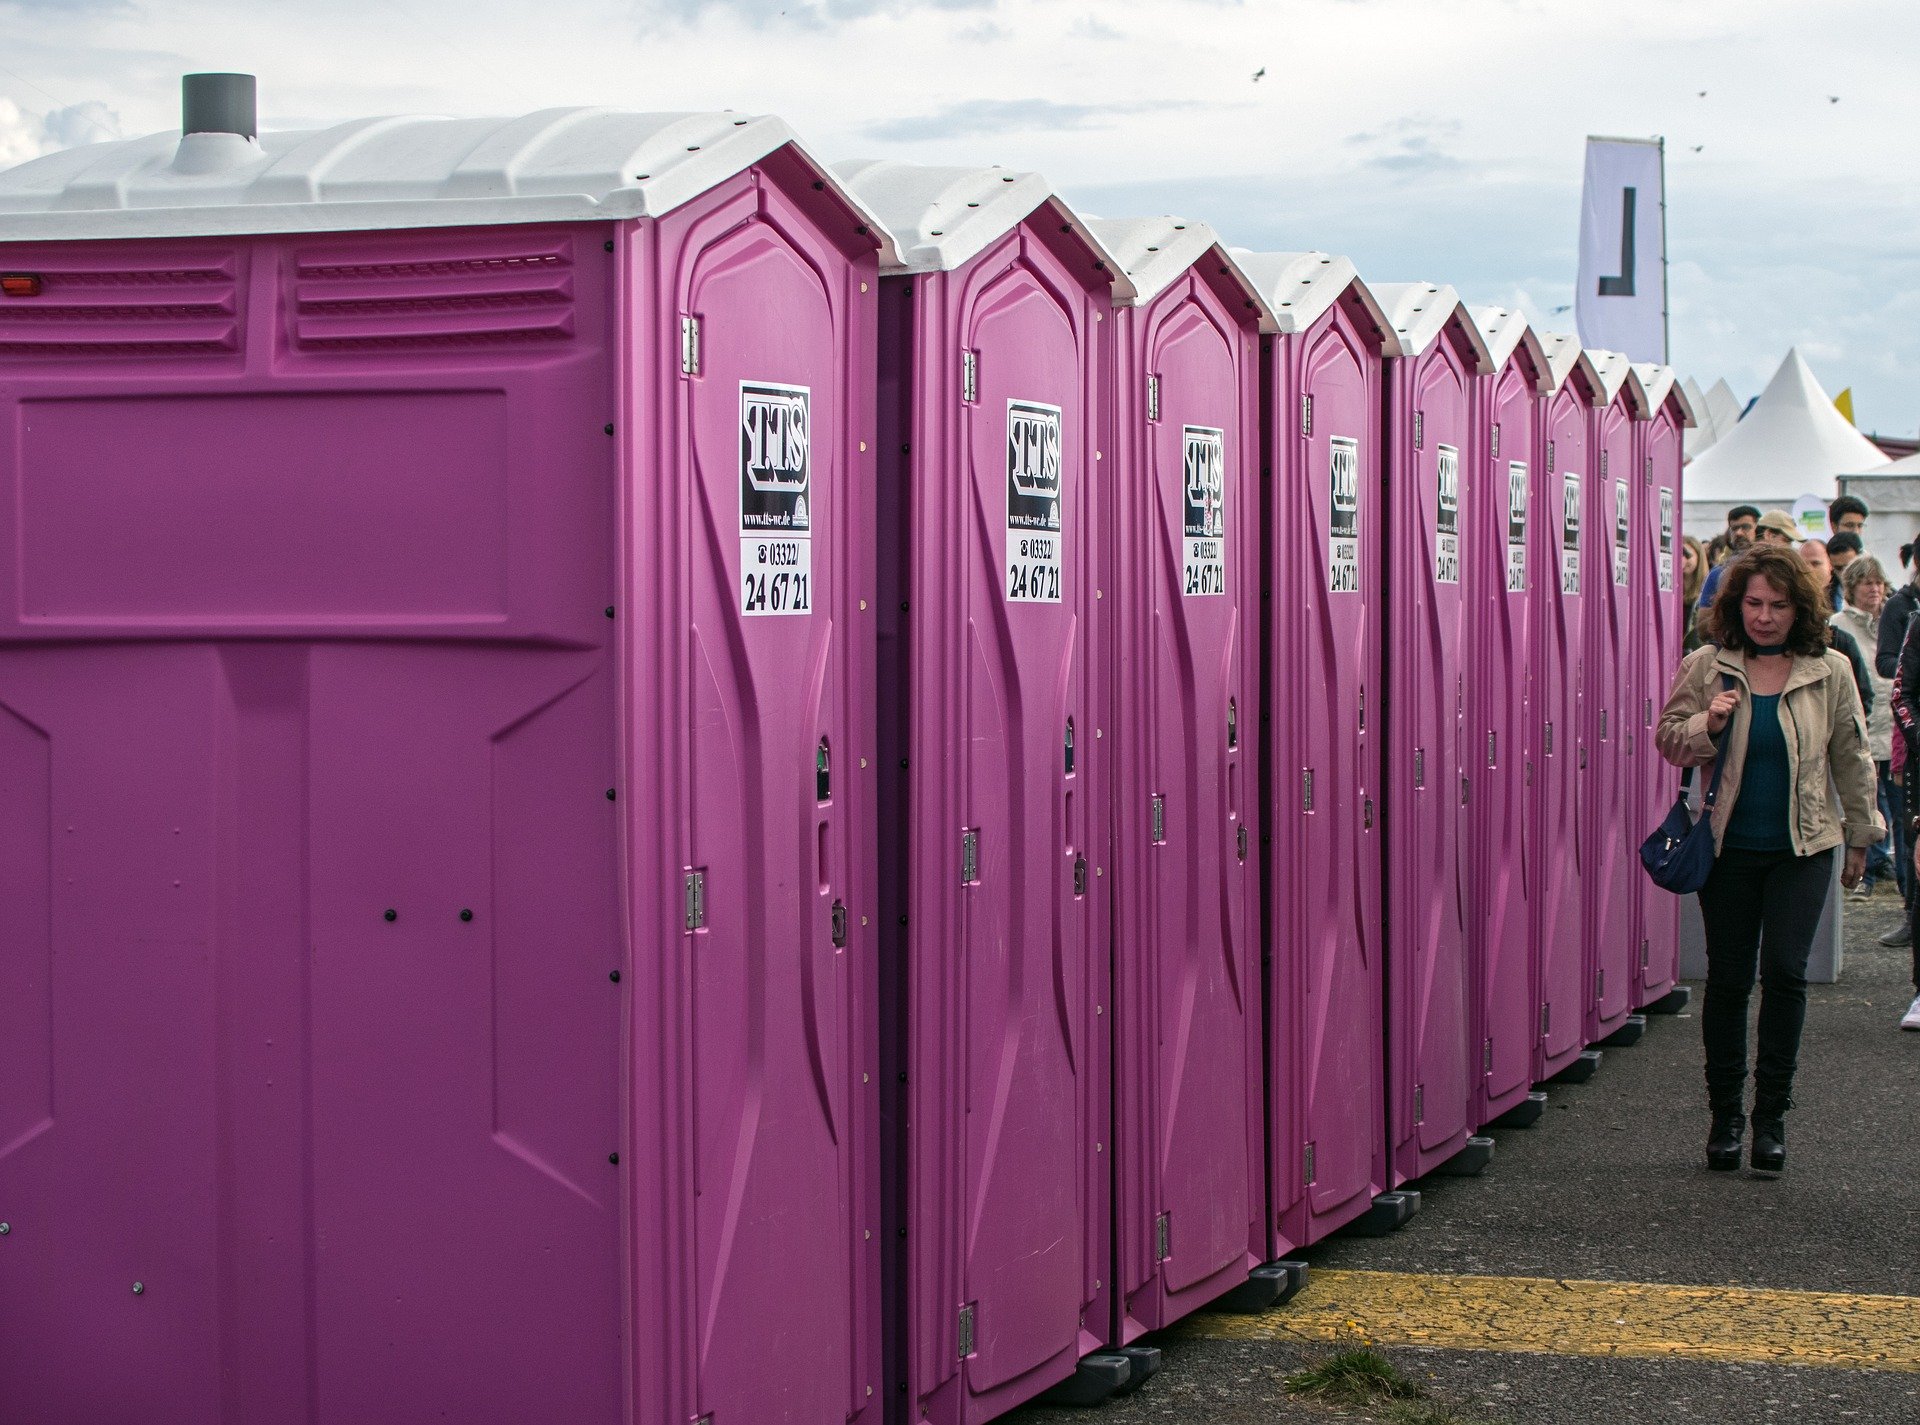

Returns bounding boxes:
[1698,508,1798,612]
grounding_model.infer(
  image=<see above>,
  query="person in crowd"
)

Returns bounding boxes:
[1825,531,1863,612]
[1682,536,1711,652]
[1801,540,1873,716]
[1828,494,1869,537]
[1875,541,1919,680]
[1832,555,1897,897]
[1885,617,1920,1020]
[1658,544,1883,1171]
[1697,505,1763,611]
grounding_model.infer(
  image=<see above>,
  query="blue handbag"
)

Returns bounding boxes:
[1640,674,1733,895]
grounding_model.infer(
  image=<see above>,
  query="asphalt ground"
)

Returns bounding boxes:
[1008,889,1920,1425]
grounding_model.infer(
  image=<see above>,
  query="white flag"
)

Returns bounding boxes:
[1575,137,1667,363]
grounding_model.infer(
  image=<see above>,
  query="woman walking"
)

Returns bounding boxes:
[1657,544,1883,1173]
[1831,555,1899,898]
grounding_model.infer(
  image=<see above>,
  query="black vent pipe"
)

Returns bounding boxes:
[182,73,257,140]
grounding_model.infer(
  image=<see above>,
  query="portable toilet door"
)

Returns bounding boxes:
[1532,334,1604,1081]
[1465,306,1552,1130]
[834,159,1130,1423]
[1372,283,1493,1184]
[0,80,886,1425]
[1236,250,1397,1248]
[1629,364,1696,1011]
[1583,351,1648,1047]
[1088,217,1269,1337]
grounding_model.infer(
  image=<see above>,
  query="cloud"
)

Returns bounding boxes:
[1071,13,1125,39]
[40,99,120,148]
[865,96,1200,142]
[639,0,990,29]
[1345,116,1463,174]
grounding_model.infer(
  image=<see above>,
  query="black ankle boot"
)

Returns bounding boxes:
[1707,1107,1746,1171]
[1750,1107,1788,1173]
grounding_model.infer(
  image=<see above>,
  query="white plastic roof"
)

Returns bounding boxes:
[1370,283,1492,372]
[1229,248,1392,343]
[1468,305,1550,392]
[1683,348,1889,503]
[0,108,896,260]
[1538,331,1603,398]
[1084,216,1274,331]
[829,158,1132,297]
[1681,376,1715,456]
[1586,348,1645,412]
[1631,363,1696,427]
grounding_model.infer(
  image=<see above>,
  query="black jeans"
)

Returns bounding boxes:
[1697,845,1835,1112]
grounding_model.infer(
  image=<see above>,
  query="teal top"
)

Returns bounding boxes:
[1724,693,1793,852]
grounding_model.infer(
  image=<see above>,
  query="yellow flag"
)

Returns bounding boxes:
[1835,388,1856,425]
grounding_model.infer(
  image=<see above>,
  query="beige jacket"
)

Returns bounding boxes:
[1656,644,1884,856]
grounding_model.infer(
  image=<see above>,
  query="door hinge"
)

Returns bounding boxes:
[1154,1212,1171,1262]
[1546,438,1556,473]
[1413,410,1424,450]
[958,1303,976,1359]
[1150,795,1166,844]
[1301,392,1313,437]
[831,898,848,948]
[1414,748,1425,788]
[1491,423,1501,460]
[1147,373,1161,422]
[1483,1038,1494,1074]
[1600,449,1610,480]
[1237,824,1249,862]
[961,829,979,884]
[1544,721,1554,756]
[1363,794,1374,829]
[1641,938,1651,968]
[1488,730,1498,766]
[1304,1141,1317,1183]
[679,314,701,375]
[1645,455,1654,483]
[1596,968,1606,1002]
[1302,769,1315,812]
[1579,746,1589,769]
[1413,1084,1425,1124]
[1540,1002,1551,1039]
[683,869,706,931]
[961,349,978,403]
[1600,708,1609,741]
[1074,854,1089,897]
[1525,759,1534,786]
[1461,774,1470,806]
[1644,697,1653,727]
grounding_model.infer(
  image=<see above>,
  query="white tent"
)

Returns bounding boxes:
[1682,349,1887,537]
[1838,449,1920,587]
[1682,375,1744,460]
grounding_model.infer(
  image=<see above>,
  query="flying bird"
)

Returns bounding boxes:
[1829,95,1841,103]
[1252,67,1266,81]
[1697,90,1707,97]
[1691,144,1705,152]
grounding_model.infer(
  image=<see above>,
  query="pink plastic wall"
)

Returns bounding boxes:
[0,160,882,1425]
[1265,288,1389,1249]
[1583,397,1641,1044]
[873,212,1110,1424]
[1108,256,1264,1337]
[1632,397,1687,1006]
[1532,369,1599,1080]
[1382,318,1479,1183]
[1469,345,1545,1127]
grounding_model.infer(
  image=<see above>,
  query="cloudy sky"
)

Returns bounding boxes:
[3,0,1914,432]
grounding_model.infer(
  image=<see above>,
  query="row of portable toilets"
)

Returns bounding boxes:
[0,89,1691,1425]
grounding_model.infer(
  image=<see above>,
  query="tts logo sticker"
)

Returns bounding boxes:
[1183,425,1226,596]
[1006,399,1064,603]
[1506,461,1528,592]
[739,381,813,617]
[1328,435,1360,593]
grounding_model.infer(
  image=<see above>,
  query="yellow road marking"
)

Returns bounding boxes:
[1181,1269,1920,1373]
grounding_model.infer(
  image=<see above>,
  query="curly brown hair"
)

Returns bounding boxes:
[1706,543,1831,656]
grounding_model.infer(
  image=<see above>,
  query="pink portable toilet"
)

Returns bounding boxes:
[1532,333,1607,1083]
[1371,282,1494,1184]
[1086,216,1270,1337]
[1235,250,1407,1245]
[1628,363,1696,1015]
[1465,305,1553,1131]
[1582,351,1652,1050]
[832,159,1135,1421]
[0,77,888,1425]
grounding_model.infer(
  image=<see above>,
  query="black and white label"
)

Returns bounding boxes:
[740,381,813,617]
[1006,399,1063,603]
[1658,488,1675,592]
[1329,435,1360,593]
[1561,472,1582,595]
[1435,443,1460,585]
[1613,478,1631,587]
[1183,425,1227,596]
[1506,460,1529,592]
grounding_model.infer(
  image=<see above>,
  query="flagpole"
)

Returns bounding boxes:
[1658,135,1670,365]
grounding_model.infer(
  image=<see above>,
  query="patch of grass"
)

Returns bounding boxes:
[1284,1346,1425,1407]
[1384,1401,1488,1425]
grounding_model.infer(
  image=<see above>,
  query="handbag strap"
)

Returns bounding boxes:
[1680,672,1737,805]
